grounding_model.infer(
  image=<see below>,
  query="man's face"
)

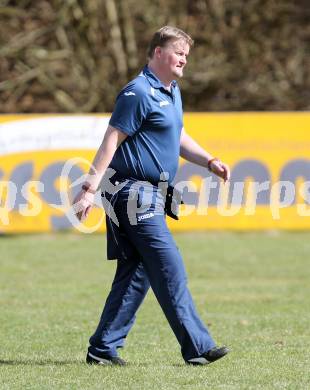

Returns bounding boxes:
[157,39,190,79]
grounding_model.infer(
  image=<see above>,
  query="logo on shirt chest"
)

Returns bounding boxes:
[150,87,172,108]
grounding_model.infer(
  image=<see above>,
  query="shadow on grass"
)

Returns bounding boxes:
[0,359,190,368]
[0,359,80,366]
[133,362,185,368]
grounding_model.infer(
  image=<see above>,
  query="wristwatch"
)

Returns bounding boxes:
[81,184,96,194]
[207,157,219,172]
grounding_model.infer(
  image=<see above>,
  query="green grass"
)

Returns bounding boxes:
[0,232,310,389]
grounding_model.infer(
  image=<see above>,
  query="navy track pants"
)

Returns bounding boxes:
[88,185,215,361]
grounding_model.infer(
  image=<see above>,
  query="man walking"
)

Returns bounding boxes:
[74,26,230,366]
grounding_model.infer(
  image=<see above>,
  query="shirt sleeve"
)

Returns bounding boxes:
[109,83,150,136]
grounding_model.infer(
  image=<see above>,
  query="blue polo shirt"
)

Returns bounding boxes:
[109,65,183,185]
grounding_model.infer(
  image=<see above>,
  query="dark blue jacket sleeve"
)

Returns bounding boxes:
[109,82,150,136]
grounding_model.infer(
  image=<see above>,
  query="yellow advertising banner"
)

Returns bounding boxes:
[0,113,309,233]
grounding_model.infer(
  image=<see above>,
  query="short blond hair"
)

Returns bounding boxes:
[147,26,194,59]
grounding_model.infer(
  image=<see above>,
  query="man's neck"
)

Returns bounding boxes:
[147,63,172,90]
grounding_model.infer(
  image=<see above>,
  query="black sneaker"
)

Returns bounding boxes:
[186,346,230,366]
[86,352,127,366]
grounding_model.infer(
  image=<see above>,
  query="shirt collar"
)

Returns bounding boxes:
[142,65,177,90]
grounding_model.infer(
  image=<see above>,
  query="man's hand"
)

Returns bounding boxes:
[209,159,230,182]
[73,189,95,222]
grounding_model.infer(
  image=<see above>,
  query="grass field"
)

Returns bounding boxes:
[1,232,309,389]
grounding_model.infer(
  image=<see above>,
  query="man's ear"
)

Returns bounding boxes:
[154,46,162,59]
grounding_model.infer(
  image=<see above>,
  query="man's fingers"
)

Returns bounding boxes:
[223,164,231,181]
[85,205,92,218]
[72,195,93,221]
[211,161,230,182]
